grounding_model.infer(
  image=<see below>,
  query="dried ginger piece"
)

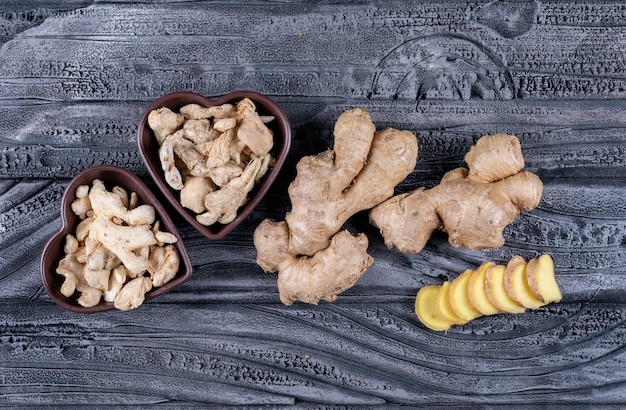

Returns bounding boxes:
[148,107,185,144]
[70,184,91,219]
[236,98,273,156]
[180,176,215,213]
[56,253,102,307]
[114,276,152,311]
[148,98,276,226]
[183,119,215,144]
[197,156,267,225]
[149,245,180,287]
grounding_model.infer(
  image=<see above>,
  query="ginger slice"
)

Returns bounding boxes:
[526,254,562,304]
[504,256,544,309]
[435,281,467,325]
[415,254,562,331]
[449,269,482,322]
[468,262,500,315]
[416,285,452,331]
[485,265,526,314]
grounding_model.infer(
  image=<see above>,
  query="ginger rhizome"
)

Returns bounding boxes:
[255,220,373,306]
[254,108,418,305]
[370,133,543,253]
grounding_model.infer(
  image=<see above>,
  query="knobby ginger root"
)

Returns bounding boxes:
[254,108,418,305]
[255,220,373,306]
[370,133,543,253]
[286,108,419,256]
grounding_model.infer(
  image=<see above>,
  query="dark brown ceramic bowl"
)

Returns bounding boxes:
[40,165,193,313]
[137,91,291,240]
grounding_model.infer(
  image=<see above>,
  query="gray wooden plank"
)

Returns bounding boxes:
[1,1,626,407]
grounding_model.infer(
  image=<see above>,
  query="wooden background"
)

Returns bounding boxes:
[1,1,626,407]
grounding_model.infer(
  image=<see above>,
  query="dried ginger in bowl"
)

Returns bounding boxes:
[56,180,180,311]
[148,98,275,226]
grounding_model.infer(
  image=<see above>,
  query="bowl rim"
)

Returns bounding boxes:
[40,164,193,313]
[136,90,291,240]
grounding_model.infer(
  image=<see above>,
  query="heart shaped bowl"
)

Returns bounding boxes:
[40,165,193,313]
[137,91,291,240]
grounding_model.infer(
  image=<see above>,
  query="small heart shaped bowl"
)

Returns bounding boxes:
[40,165,193,313]
[137,91,291,240]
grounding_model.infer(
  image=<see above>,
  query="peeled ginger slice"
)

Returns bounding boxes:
[449,269,482,322]
[414,254,562,331]
[504,256,544,309]
[436,281,467,325]
[485,265,526,314]
[526,254,562,304]
[468,262,500,315]
[416,285,452,331]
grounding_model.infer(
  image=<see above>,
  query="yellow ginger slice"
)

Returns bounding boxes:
[485,265,525,314]
[526,254,562,304]
[468,262,500,315]
[449,269,482,322]
[416,285,452,331]
[504,256,544,309]
[435,281,467,325]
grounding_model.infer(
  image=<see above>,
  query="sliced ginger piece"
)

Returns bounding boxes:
[435,281,467,325]
[504,256,544,309]
[526,254,562,304]
[468,262,500,315]
[416,285,452,331]
[485,265,525,314]
[449,269,482,322]
[413,255,564,332]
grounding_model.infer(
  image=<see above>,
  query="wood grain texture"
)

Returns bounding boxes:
[1,1,626,407]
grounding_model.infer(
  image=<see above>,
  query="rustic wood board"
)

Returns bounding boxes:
[1,1,626,407]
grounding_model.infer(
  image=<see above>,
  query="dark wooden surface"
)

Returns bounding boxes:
[1,1,626,407]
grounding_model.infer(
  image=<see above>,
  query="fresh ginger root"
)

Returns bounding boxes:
[254,108,418,305]
[370,133,543,253]
[286,108,419,256]
[255,220,373,306]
